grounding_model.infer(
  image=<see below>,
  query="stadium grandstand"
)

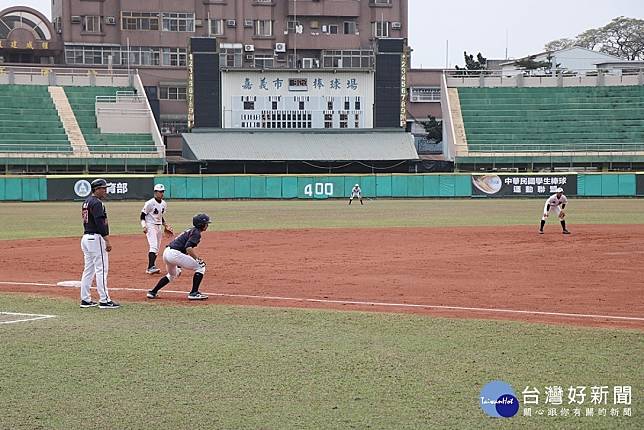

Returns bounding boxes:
[442,69,644,172]
[0,66,164,174]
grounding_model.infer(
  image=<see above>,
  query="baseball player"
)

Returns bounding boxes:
[348,184,363,205]
[539,187,571,234]
[141,183,173,274]
[147,213,212,300]
[80,178,119,309]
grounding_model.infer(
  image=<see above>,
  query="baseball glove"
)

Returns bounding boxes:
[558,211,566,219]
[163,224,174,236]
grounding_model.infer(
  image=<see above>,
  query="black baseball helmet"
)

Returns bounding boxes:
[192,213,212,228]
[91,178,108,190]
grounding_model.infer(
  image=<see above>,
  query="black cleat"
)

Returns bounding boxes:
[562,230,571,235]
[98,300,120,309]
[80,300,98,308]
[146,290,157,299]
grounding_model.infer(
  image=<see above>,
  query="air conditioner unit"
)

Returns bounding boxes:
[105,16,116,25]
[391,21,401,29]
[244,44,255,52]
[244,19,254,28]
[275,42,286,53]
[71,16,81,24]
[226,19,236,27]
[245,54,254,60]
[321,25,327,33]
[310,20,319,29]
[195,19,203,27]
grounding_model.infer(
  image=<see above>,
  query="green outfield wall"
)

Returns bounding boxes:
[0,173,642,201]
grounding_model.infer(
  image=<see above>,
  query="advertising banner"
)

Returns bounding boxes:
[47,177,154,201]
[472,174,577,197]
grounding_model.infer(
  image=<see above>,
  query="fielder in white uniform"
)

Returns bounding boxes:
[141,183,173,274]
[349,184,363,205]
[539,187,570,234]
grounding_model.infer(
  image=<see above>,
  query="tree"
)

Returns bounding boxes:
[544,38,576,52]
[544,16,644,60]
[420,116,442,143]
[455,51,487,70]
[513,55,552,71]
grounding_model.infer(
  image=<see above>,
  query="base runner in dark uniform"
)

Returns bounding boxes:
[147,213,211,300]
[80,179,119,309]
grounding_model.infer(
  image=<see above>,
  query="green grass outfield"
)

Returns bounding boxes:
[1,199,643,429]
[1,198,644,240]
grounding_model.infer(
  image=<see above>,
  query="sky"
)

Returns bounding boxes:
[1,0,642,68]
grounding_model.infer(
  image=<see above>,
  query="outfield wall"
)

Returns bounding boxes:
[0,173,642,201]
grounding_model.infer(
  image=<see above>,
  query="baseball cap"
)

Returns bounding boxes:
[355,184,359,187]
[91,178,108,189]
[556,187,564,193]
[154,183,165,192]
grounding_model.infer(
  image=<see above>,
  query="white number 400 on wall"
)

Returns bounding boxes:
[304,183,334,197]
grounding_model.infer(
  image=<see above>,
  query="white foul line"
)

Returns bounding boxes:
[1,281,643,323]
[0,312,57,324]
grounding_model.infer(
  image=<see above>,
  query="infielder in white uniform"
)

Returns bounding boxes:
[349,184,363,205]
[539,187,570,234]
[141,183,173,274]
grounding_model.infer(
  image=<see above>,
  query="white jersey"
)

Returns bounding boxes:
[545,193,567,208]
[351,186,362,196]
[142,198,167,225]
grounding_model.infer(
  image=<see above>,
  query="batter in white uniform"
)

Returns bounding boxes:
[141,183,173,274]
[539,187,570,234]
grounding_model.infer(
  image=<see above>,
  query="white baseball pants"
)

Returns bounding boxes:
[80,233,111,303]
[146,223,163,253]
[163,247,206,281]
[542,203,561,221]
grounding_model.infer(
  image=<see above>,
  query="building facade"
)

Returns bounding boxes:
[47,0,408,155]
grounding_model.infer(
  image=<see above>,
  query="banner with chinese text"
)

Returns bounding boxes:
[47,177,154,201]
[472,174,577,197]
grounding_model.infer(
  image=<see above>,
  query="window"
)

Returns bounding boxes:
[287,20,300,33]
[160,120,188,135]
[65,45,123,65]
[121,12,160,31]
[340,113,348,128]
[324,113,333,128]
[220,47,242,67]
[370,0,392,4]
[328,24,338,34]
[254,56,274,68]
[82,16,101,33]
[410,87,441,102]
[255,20,272,37]
[373,21,390,38]
[162,12,195,32]
[159,86,187,100]
[343,21,356,35]
[322,49,374,69]
[124,47,161,66]
[162,48,187,66]
[209,19,224,36]
[244,101,255,110]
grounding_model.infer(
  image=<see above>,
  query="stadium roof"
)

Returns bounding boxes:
[182,129,419,161]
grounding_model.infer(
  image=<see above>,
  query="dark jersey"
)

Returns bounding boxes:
[169,227,202,254]
[82,195,109,236]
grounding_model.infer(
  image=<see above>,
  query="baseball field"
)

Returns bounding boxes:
[1,198,642,429]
